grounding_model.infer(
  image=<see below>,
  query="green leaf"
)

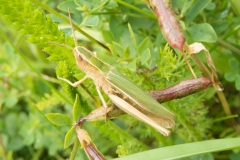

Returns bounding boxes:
[75,0,92,9]
[231,0,240,16]
[91,0,108,12]
[138,37,150,55]
[45,113,72,126]
[185,0,211,24]
[64,126,76,149]
[109,16,124,40]
[224,72,236,82]
[229,58,239,73]
[102,30,114,44]
[181,0,194,14]
[108,42,124,58]
[5,96,18,108]
[105,0,118,9]
[211,20,229,34]
[206,2,216,10]
[230,151,240,160]
[115,138,240,160]
[123,45,130,58]
[187,23,217,43]
[73,94,81,122]
[235,75,240,90]
[83,15,99,27]
[127,59,137,71]
[57,0,79,13]
[140,49,151,65]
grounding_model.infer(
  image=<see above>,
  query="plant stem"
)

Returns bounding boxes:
[0,134,7,160]
[69,139,79,160]
[116,0,156,19]
[190,52,240,134]
[217,38,240,56]
[216,91,240,133]
[213,115,239,123]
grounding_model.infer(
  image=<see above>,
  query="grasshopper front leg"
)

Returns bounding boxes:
[58,75,109,121]
[58,75,89,87]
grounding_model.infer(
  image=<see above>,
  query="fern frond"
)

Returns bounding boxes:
[167,94,212,142]
[56,61,77,102]
[0,0,79,101]
[97,121,149,155]
[36,91,62,111]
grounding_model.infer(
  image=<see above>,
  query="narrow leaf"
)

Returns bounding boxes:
[107,42,124,58]
[73,94,81,122]
[115,138,240,160]
[128,23,137,49]
[64,126,76,149]
[109,16,124,40]
[138,37,150,54]
[140,49,151,65]
[181,0,194,14]
[185,0,211,24]
[45,113,72,126]
[91,0,108,12]
[123,45,130,58]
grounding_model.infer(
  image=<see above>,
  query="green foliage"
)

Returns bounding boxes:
[36,92,63,111]
[97,120,149,156]
[0,0,240,159]
[73,94,82,122]
[187,23,217,43]
[45,113,72,126]
[64,126,76,149]
[168,94,211,142]
[56,61,78,102]
[224,58,240,90]
[184,0,212,24]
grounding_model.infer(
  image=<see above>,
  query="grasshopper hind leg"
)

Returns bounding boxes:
[96,87,108,122]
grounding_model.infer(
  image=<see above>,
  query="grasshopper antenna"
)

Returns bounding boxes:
[46,42,73,50]
[46,9,76,50]
[68,8,78,47]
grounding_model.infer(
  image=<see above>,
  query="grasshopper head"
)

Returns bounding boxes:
[73,46,86,71]
[74,46,84,61]
[74,46,94,62]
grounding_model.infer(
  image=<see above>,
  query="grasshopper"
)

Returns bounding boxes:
[53,9,175,136]
[78,77,211,125]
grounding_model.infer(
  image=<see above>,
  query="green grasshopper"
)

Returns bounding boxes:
[53,10,175,136]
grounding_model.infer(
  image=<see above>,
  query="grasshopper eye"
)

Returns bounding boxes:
[77,53,83,59]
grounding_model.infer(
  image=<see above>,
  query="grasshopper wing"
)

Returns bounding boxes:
[108,94,171,136]
[106,68,175,129]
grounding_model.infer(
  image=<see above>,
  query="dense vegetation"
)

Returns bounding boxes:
[0,0,240,159]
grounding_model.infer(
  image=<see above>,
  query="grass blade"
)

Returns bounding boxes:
[115,138,240,160]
